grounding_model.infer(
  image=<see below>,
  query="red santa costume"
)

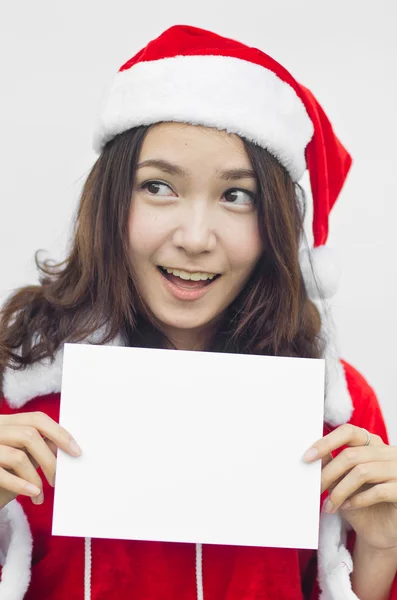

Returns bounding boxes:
[0,24,396,600]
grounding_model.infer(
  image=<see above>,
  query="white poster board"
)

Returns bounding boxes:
[53,344,324,549]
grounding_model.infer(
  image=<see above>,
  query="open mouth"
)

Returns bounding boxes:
[157,266,221,289]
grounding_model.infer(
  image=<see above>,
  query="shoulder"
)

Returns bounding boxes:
[1,392,61,424]
[340,359,389,443]
[341,360,376,402]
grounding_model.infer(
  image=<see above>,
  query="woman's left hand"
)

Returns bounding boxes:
[304,424,397,550]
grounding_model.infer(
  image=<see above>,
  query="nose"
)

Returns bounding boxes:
[172,201,217,255]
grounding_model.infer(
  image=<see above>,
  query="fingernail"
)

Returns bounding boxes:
[303,448,318,462]
[69,439,82,456]
[32,492,44,505]
[324,498,334,513]
[25,483,41,496]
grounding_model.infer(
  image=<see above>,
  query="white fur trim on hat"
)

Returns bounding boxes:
[0,501,33,600]
[93,55,314,182]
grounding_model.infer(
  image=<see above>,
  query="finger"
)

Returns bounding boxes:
[0,467,42,499]
[324,461,397,513]
[322,453,333,468]
[328,477,344,494]
[304,424,385,462]
[0,413,82,457]
[0,448,42,499]
[0,427,57,487]
[324,463,344,494]
[0,488,18,508]
[340,481,397,510]
[320,453,334,489]
[321,446,396,493]
[43,438,58,457]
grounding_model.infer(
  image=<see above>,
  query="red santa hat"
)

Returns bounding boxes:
[93,24,352,299]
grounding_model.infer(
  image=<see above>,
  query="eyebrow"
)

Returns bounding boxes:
[136,159,256,181]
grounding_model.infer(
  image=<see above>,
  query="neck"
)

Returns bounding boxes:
[163,325,215,352]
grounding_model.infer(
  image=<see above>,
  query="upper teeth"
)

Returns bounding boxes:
[164,268,216,281]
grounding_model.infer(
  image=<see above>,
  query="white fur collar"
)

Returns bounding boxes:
[2,319,352,426]
[2,330,126,410]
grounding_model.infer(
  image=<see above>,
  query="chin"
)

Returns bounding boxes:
[155,310,220,333]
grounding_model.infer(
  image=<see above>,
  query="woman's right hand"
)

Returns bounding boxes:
[0,412,82,509]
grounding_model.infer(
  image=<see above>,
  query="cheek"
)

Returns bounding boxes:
[224,220,263,271]
[128,203,166,257]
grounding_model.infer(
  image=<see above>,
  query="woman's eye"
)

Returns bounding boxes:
[223,189,255,206]
[141,181,175,196]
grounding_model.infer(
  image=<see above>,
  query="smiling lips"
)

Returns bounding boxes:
[157,266,221,299]
[162,266,217,281]
[158,266,220,289]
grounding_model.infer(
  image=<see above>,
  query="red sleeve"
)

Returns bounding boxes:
[342,361,397,600]
[302,361,397,599]
[0,393,62,587]
[1,392,61,423]
[341,361,396,599]
[341,360,390,444]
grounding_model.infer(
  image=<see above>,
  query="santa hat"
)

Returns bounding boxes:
[93,24,352,299]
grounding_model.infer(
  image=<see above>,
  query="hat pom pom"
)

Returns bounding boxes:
[299,246,341,299]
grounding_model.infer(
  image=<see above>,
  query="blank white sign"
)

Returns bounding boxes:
[52,344,325,549]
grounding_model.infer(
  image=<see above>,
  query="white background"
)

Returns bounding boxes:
[0,1,396,443]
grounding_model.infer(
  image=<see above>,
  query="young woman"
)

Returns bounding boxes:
[0,24,396,600]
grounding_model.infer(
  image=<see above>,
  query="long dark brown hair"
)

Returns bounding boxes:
[0,125,324,396]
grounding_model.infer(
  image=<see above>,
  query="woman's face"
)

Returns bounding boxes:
[128,123,263,349]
